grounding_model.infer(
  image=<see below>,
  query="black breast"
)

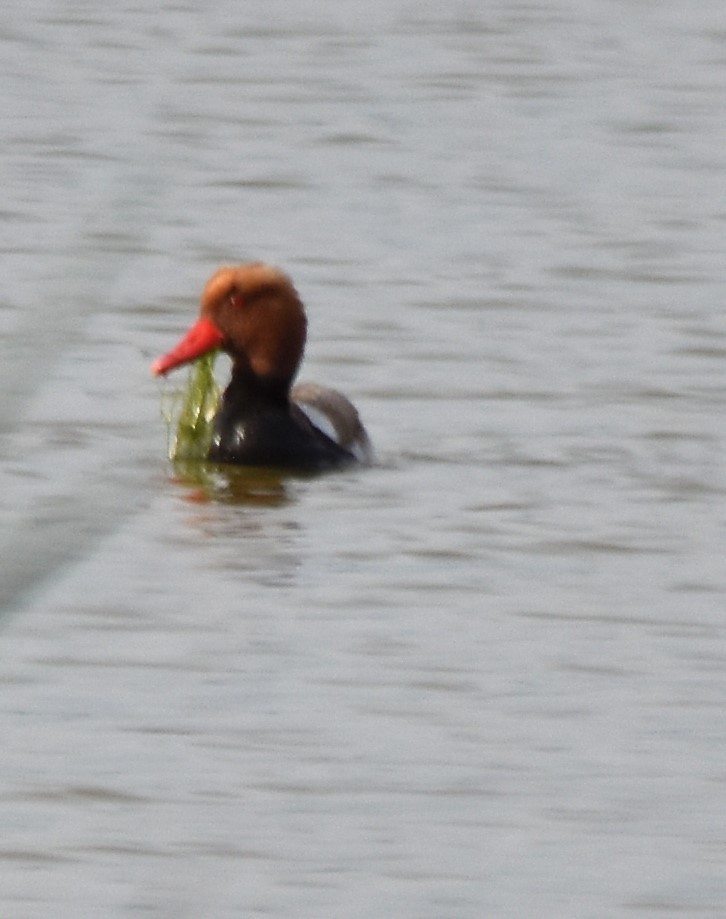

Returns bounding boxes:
[207,376,355,470]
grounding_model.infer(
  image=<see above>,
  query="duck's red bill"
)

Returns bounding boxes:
[151,316,224,376]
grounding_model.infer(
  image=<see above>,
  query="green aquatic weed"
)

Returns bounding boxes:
[162,352,221,462]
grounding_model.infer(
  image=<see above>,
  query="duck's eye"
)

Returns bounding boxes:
[229,291,244,309]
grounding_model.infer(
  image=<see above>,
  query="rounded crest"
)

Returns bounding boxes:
[199,262,307,385]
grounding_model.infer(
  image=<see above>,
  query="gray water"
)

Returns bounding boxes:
[2,1,726,916]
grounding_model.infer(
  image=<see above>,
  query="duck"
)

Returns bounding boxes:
[151,263,372,470]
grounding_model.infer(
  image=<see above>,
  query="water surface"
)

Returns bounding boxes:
[1,2,726,916]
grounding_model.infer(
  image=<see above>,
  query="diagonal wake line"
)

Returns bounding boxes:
[0,456,156,619]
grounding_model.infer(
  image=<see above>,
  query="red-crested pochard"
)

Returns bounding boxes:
[152,263,371,470]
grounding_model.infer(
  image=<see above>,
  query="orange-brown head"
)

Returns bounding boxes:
[152,263,307,387]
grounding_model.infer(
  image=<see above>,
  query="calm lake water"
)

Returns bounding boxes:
[2,1,726,916]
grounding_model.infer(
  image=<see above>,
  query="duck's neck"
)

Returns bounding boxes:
[221,365,292,415]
